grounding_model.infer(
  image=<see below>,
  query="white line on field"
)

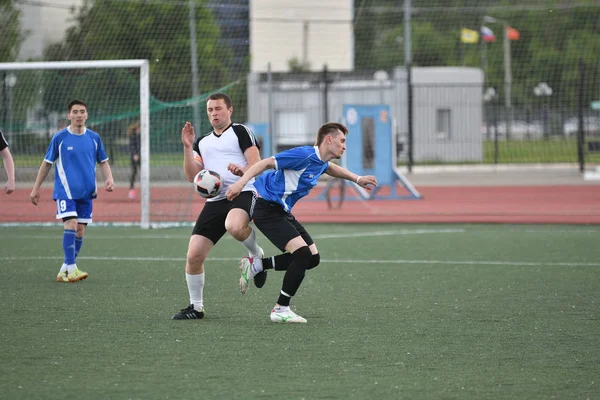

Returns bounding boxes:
[524,229,600,234]
[1,255,598,267]
[0,228,466,240]
[312,228,465,239]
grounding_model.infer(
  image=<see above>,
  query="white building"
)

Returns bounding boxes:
[17,0,83,60]
[250,0,353,73]
[247,67,484,163]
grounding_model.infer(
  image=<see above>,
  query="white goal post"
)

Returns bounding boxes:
[0,60,152,229]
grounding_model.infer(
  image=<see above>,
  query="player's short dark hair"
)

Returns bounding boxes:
[315,122,348,146]
[68,99,87,112]
[206,92,232,109]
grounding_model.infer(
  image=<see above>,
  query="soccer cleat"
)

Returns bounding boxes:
[56,271,69,283]
[253,270,268,289]
[128,189,136,200]
[171,304,205,320]
[67,268,88,282]
[252,247,267,288]
[239,256,257,294]
[270,308,307,324]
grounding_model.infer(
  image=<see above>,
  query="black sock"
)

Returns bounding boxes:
[277,246,312,306]
[262,253,293,271]
[263,252,319,271]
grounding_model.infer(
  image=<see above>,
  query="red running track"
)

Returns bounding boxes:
[2,184,599,225]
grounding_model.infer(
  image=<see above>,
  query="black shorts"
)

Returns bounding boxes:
[252,198,314,252]
[192,191,257,244]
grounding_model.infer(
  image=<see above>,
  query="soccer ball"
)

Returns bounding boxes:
[193,169,223,198]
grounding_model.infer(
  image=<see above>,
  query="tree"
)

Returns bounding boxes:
[353,0,600,112]
[43,0,233,105]
[0,0,24,62]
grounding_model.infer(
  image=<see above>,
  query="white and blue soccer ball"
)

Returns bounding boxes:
[194,169,223,199]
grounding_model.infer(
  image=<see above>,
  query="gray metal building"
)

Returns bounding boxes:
[247,66,484,163]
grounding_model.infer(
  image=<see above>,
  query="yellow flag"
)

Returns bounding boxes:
[461,28,479,44]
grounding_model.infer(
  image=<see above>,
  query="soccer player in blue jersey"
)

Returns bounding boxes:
[226,122,377,323]
[29,100,115,283]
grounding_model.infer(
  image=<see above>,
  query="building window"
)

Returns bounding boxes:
[436,109,451,140]
[276,111,308,148]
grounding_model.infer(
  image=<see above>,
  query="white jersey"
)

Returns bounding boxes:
[192,123,260,202]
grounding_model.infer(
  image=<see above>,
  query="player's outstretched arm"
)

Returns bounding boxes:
[228,145,262,177]
[325,163,378,189]
[226,157,275,200]
[30,161,52,205]
[100,161,115,192]
[1,147,15,194]
[355,175,378,189]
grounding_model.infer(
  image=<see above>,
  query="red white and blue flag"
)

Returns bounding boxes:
[481,26,496,42]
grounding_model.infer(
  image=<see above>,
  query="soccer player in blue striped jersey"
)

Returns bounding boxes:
[30,100,114,283]
[226,122,377,323]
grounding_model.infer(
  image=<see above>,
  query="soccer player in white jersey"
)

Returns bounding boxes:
[171,92,264,320]
[226,122,378,323]
[29,100,115,282]
[0,131,15,194]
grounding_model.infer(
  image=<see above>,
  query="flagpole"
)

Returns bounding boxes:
[503,22,513,141]
[485,16,514,142]
[481,38,488,86]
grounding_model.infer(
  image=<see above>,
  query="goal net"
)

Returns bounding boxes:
[0,59,232,228]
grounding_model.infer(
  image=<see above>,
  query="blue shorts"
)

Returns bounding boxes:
[55,198,93,223]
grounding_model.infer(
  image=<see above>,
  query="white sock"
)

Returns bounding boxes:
[67,264,77,274]
[251,258,263,274]
[273,305,290,313]
[59,263,68,273]
[186,272,205,311]
[242,228,261,258]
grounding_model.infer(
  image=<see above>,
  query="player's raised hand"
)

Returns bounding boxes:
[30,188,40,205]
[225,182,243,201]
[105,178,115,192]
[357,175,378,190]
[227,163,244,177]
[181,121,195,148]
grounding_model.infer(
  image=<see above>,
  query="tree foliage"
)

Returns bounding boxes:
[43,0,232,106]
[354,0,600,110]
[0,0,25,62]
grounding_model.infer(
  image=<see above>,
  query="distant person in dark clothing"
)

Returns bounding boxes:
[128,122,141,200]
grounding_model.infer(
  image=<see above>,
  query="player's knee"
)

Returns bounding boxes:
[292,246,312,269]
[307,253,320,270]
[186,248,206,268]
[63,217,77,230]
[224,219,248,241]
[76,224,86,237]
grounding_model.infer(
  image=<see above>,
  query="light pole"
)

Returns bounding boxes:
[404,0,413,172]
[484,87,499,163]
[189,0,200,130]
[5,73,17,138]
[483,15,513,141]
[534,82,553,139]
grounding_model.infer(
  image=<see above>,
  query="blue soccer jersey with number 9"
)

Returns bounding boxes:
[44,127,108,200]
